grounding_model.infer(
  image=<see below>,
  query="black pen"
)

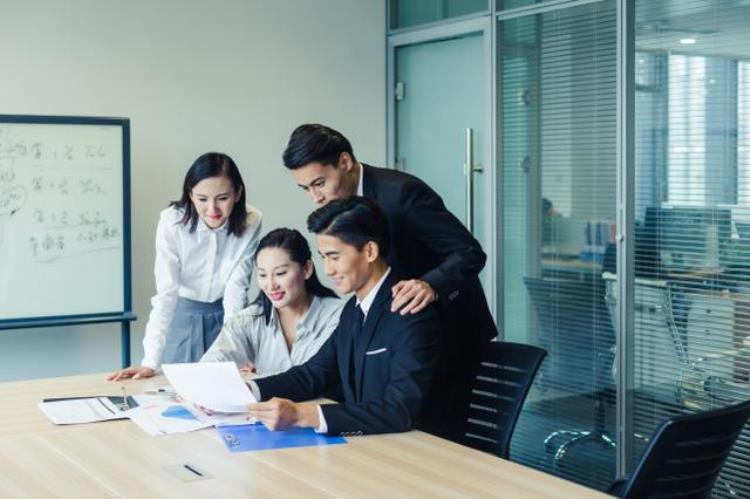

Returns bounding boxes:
[184,464,203,477]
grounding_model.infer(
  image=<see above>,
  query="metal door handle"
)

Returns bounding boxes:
[464,128,483,233]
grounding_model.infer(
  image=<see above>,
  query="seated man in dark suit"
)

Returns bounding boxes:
[247,197,441,436]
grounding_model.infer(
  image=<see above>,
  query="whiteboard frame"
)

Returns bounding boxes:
[0,115,135,364]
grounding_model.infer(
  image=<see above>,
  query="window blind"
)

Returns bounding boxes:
[499,0,618,490]
[633,1,750,497]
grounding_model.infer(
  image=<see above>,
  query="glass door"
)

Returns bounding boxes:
[391,22,492,296]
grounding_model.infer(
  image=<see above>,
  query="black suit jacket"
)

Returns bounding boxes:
[361,164,497,438]
[254,273,440,436]
[362,164,496,341]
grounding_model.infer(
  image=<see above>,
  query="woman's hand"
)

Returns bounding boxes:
[239,362,257,374]
[107,366,155,381]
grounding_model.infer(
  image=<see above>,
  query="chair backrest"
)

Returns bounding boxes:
[460,341,547,459]
[614,398,750,499]
[523,276,614,394]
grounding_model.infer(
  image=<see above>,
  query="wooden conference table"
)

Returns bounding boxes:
[0,373,610,498]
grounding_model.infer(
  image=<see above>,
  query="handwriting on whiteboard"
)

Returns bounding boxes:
[0,125,121,262]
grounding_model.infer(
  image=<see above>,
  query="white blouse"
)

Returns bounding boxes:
[201,295,344,376]
[141,204,263,369]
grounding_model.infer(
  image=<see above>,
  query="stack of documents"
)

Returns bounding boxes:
[39,396,132,425]
[39,362,258,436]
[126,394,257,437]
[127,362,258,436]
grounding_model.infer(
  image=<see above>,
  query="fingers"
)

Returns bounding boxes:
[391,281,406,296]
[247,402,274,412]
[391,280,436,314]
[108,368,132,381]
[133,367,154,380]
[109,366,152,381]
[239,363,256,374]
[390,280,419,312]
[399,294,428,315]
[247,399,291,431]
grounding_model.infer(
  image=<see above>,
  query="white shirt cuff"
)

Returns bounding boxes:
[315,406,328,434]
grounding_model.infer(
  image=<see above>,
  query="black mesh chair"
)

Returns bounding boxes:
[523,276,617,469]
[459,341,547,459]
[609,399,750,498]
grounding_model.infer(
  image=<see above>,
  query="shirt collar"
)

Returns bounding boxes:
[356,267,391,318]
[268,295,321,338]
[197,217,229,233]
[356,162,363,197]
[296,295,321,336]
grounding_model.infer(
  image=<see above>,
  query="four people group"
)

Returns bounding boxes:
[109,124,496,440]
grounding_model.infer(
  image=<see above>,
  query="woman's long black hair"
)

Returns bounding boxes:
[171,152,248,236]
[252,228,338,324]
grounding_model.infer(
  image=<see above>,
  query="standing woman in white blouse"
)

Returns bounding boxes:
[109,152,262,380]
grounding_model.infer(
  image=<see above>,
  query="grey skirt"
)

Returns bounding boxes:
[161,297,224,364]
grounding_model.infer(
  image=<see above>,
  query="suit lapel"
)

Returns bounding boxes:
[353,274,393,398]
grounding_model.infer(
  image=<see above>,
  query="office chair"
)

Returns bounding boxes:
[608,398,750,499]
[523,276,617,470]
[459,341,547,459]
[604,277,750,409]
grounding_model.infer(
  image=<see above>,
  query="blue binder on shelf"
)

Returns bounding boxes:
[216,423,347,452]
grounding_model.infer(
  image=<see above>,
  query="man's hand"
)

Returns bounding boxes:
[247,398,320,431]
[391,279,437,315]
[107,366,155,381]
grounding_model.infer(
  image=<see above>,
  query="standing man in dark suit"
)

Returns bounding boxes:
[281,123,497,441]
[247,197,440,435]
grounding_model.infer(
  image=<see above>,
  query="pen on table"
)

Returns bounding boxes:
[184,464,204,477]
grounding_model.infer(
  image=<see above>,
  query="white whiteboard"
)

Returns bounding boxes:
[0,117,129,322]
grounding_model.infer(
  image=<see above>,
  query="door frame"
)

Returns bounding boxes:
[386,16,497,321]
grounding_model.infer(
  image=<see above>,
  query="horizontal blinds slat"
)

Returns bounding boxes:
[500,0,617,492]
[634,1,750,497]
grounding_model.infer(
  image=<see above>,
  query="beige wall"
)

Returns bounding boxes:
[0,0,386,380]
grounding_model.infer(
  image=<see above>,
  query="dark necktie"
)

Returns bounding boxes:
[348,305,365,397]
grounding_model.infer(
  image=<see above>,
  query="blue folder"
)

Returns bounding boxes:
[216,423,347,452]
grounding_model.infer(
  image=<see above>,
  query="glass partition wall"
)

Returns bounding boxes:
[498,1,618,490]
[388,0,750,494]
[628,2,750,497]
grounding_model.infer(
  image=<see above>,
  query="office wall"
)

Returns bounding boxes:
[0,0,386,381]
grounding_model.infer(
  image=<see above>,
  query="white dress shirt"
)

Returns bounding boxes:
[141,204,263,369]
[201,295,343,375]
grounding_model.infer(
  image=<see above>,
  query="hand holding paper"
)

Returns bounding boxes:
[162,362,256,413]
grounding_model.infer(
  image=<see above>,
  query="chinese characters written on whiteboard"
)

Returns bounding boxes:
[0,125,121,262]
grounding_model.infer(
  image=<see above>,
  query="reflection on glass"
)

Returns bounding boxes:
[389,0,487,29]
[499,0,618,491]
[633,1,750,496]
[497,0,538,9]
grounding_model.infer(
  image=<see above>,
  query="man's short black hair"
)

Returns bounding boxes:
[283,124,357,169]
[307,196,389,259]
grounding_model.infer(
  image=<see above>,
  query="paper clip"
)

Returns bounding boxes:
[223,432,240,448]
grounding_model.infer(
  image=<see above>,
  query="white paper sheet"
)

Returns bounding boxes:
[38,398,124,425]
[162,362,257,413]
[125,395,214,436]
